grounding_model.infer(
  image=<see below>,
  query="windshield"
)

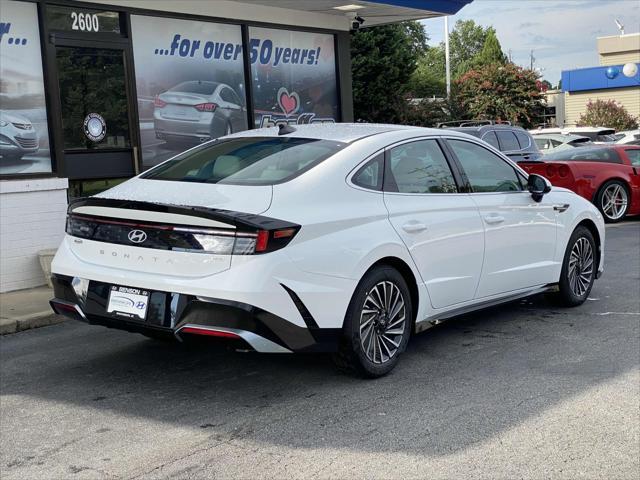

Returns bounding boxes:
[169,81,218,95]
[142,137,346,185]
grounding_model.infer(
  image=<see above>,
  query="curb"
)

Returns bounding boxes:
[0,312,65,335]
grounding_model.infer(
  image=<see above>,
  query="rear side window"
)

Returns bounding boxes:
[515,131,532,149]
[447,139,523,193]
[482,131,500,149]
[496,131,520,151]
[143,137,346,185]
[625,149,640,166]
[385,139,458,194]
[352,153,384,191]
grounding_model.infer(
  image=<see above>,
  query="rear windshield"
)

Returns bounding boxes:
[169,81,218,95]
[142,137,346,185]
[545,147,622,163]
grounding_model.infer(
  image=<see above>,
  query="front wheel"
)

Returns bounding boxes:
[333,266,412,378]
[556,226,596,306]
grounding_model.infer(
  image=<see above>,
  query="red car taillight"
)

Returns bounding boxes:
[194,102,217,112]
[546,165,557,177]
[558,165,569,177]
[154,96,167,108]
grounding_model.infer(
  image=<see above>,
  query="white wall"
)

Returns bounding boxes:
[0,178,68,292]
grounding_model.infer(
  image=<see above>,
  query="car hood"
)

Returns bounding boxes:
[96,177,273,215]
[0,110,31,124]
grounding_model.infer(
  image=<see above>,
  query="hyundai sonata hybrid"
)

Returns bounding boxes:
[50,124,605,377]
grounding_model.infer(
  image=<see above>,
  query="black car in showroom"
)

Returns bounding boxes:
[439,120,542,162]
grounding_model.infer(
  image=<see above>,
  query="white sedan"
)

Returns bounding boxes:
[50,124,605,377]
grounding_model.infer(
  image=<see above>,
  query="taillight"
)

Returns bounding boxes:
[194,102,217,112]
[65,214,299,255]
[546,165,556,177]
[154,96,166,108]
[558,165,569,177]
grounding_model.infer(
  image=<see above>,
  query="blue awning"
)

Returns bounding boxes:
[366,0,473,16]
[562,64,640,92]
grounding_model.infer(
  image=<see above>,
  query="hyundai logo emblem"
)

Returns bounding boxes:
[128,229,147,244]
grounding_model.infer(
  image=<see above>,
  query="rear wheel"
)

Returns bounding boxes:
[556,226,596,306]
[596,180,629,223]
[333,266,412,378]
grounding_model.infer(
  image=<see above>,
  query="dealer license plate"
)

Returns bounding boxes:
[107,286,150,320]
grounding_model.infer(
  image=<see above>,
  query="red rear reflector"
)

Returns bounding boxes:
[255,230,269,252]
[180,327,239,338]
[154,96,166,108]
[273,228,296,239]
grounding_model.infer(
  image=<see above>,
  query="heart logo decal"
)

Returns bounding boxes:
[277,87,300,116]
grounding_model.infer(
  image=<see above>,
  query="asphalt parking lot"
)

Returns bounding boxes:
[1,221,638,479]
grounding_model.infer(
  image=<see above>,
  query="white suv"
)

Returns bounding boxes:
[50,124,605,377]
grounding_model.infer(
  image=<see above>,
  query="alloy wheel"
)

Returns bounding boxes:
[359,281,406,364]
[568,237,594,297]
[601,184,628,221]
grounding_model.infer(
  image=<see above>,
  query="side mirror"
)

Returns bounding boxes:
[527,174,552,202]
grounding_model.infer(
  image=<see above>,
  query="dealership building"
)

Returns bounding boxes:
[0,0,472,292]
[547,32,640,127]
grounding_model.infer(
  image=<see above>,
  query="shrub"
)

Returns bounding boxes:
[577,99,639,131]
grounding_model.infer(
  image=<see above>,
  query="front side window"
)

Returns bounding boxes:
[385,140,458,194]
[496,131,520,152]
[625,149,640,166]
[143,137,345,185]
[447,139,523,193]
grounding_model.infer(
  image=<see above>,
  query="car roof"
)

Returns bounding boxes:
[531,127,615,135]
[447,124,527,134]
[225,123,456,144]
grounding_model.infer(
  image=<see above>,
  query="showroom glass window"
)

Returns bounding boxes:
[249,27,339,129]
[385,140,458,194]
[0,0,53,175]
[448,140,523,192]
[130,15,248,169]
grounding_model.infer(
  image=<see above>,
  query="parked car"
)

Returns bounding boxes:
[154,81,246,145]
[613,129,640,145]
[534,134,592,154]
[439,120,543,162]
[50,124,605,377]
[530,127,617,144]
[520,145,640,223]
[0,110,39,161]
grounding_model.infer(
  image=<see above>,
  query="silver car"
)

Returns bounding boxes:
[153,81,246,145]
[0,110,39,161]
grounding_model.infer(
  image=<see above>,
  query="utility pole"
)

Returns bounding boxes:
[444,16,451,99]
[530,50,535,70]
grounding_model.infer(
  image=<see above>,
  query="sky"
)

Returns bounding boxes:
[421,0,640,83]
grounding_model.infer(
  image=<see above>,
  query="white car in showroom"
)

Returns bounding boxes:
[50,124,605,377]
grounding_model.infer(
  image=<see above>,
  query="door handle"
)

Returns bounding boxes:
[553,203,570,212]
[402,221,428,233]
[484,214,505,225]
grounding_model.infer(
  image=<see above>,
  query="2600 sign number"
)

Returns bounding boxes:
[71,12,100,32]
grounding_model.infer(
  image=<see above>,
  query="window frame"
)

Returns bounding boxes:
[442,137,528,195]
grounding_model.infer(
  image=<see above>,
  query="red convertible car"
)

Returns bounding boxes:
[520,145,640,223]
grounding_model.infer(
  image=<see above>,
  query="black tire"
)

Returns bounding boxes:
[556,226,596,307]
[595,180,629,223]
[333,266,412,378]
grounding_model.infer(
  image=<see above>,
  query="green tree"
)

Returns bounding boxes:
[473,30,507,67]
[449,20,495,77]
[577,100,639,130]
[408,46,446,97]
[455,63,545,128]
[351,21,428,122]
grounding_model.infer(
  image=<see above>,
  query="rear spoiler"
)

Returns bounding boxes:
[68,197,298,232]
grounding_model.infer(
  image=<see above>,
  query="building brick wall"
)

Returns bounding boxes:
[0,178,68,292]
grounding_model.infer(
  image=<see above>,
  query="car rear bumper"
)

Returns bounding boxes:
[50,274,341,353]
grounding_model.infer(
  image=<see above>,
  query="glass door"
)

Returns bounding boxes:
[56,46,131,151]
